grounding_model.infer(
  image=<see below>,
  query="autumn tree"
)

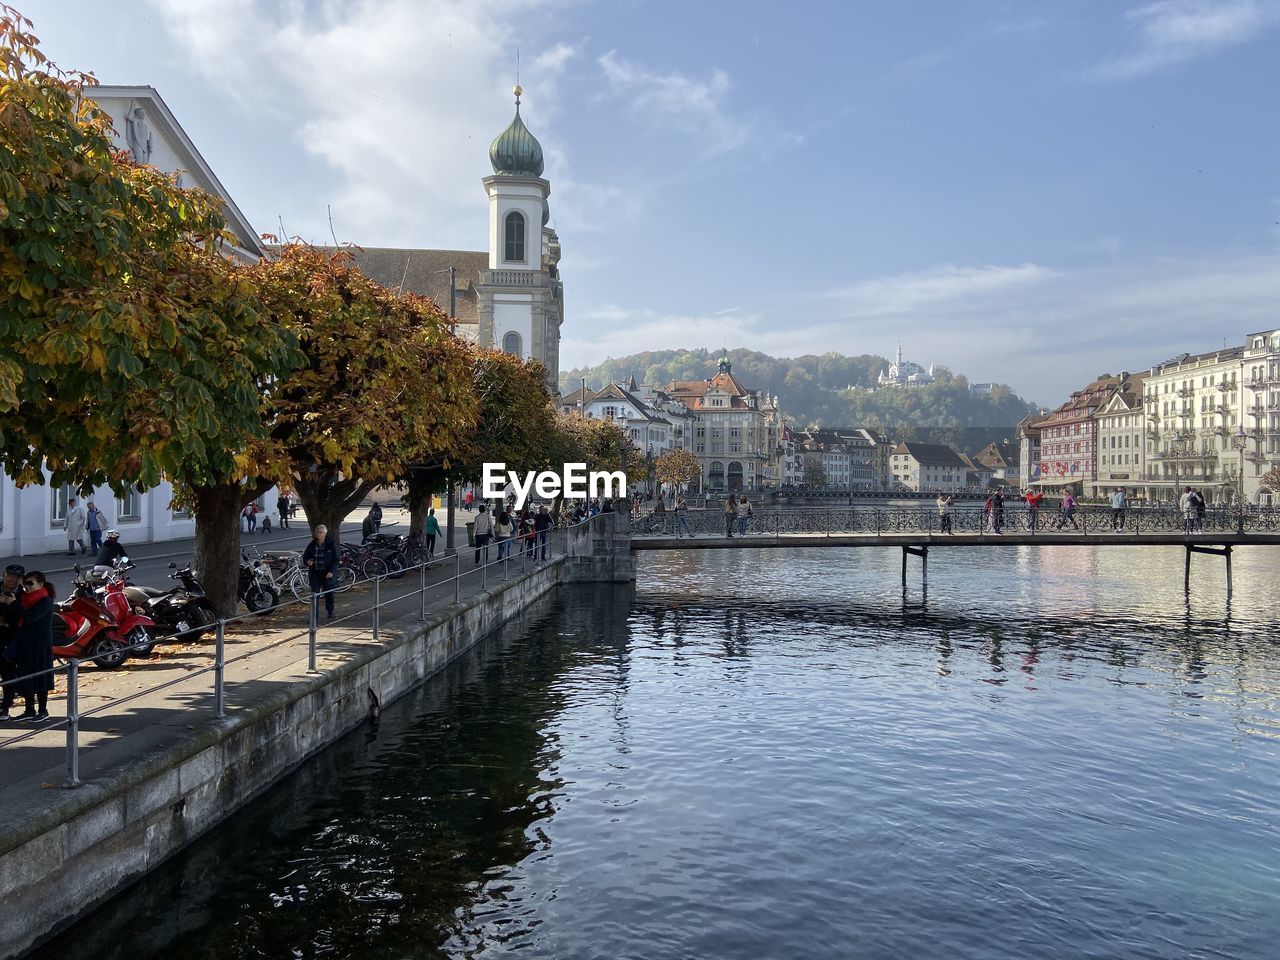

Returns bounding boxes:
[0,6,299,598]
[1260,468,1280,495]
[404,349,553,536]
[655,448,701,498]
[544,412,634,512]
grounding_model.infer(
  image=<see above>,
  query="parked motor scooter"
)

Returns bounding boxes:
[122,562,219,642]
[98,566,158,656]
[52,568,130,669]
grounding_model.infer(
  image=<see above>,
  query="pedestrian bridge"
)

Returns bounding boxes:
[627,505,1280,593]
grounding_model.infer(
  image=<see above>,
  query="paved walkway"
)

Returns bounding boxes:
[0,541,553,818]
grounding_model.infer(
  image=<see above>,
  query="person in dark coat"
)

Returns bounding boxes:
[6,571,55,721]
[0,563,25,719]
[303,524,340,619]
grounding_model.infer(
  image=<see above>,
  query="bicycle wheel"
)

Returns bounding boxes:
[361,556,388,581]
[334,566,357,592]
[288,569,309,602]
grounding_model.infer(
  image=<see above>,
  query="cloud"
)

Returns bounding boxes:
[1090,0,1280,79]
[565,253,1280,405]
[819,263,1054,316]
[596,50,754,158]
[146,0,577,247]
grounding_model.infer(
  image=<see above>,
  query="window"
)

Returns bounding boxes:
[51,484,72,525]
[117,487,141,521]
[502,331,522,355]
[503,210,526,262]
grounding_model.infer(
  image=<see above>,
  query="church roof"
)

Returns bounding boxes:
[340,247,489,324]
[489,94,545,177]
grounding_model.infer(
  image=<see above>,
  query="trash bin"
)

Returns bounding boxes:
[466,520,476,547]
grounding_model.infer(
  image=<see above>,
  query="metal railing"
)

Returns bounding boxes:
[634,503,1276,538]
[1,514,602,789]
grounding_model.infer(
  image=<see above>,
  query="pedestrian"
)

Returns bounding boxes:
[278,494,291,530]
[85,499,106,554]
[534,505,554,560]
[65,497,88,556]
[601,498,614,513]
[589,498,601,518]
[1109,487,1127,531]
[464,488,475,511]
[261,512,274,535]
[369,501,383,532]
[1057,491,1079,530]
[1179,486,1195,532]
[736,495,752,535]
[361,509,377,542]
[724,496,736,538]
[242,502,258,534]
[992,489,1005,534]
[937,493,953,534]
[1024,488,1043,532]
[984,493,994,532]
[473,504,493,565]
[3,570,55,722]
[302,524,340,620]
[1184,487,1205,532]
[675,495,691,538]
[494,507,515,560]
[425,507,441,559]
[519,508,536,559]
[0,563,24,720]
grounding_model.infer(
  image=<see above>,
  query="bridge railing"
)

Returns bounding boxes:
[636,504,1273,538]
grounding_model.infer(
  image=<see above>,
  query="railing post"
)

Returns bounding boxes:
[419,561,427,621]
[307,593,319,674]
[63,659,80,789]
[214,620,225,719]
[482,552,488,589]
[454,552,461,604]
[373,574,381,643]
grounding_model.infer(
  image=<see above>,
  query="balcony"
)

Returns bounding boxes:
[1176,387,1194,398]
[1247,378,1267,390]
[1247,404,1265,418]
[481,269,551,288]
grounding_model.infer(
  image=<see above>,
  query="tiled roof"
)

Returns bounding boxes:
[893,442,969,468]
[340,247,489,324]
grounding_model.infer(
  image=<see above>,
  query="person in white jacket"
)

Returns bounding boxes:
[64,498,88,556]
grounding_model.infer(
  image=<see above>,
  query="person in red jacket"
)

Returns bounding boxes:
[1024,489,1044,532]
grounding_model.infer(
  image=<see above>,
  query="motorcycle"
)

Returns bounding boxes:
[238,553,280,613]
[52,567,142,669]
[122,561,220,643]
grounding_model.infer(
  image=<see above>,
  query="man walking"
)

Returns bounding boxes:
[65,497,88,556]
[473,504,493,565]
[534,505,554,561]
[85,499,106,554]
[278,493,291,530]
[1109,487,1127,531]
[302,524,340,620]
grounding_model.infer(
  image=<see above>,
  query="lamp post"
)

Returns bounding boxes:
[1231,426,1248,533]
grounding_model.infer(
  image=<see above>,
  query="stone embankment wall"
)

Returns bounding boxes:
[0,513,633,959]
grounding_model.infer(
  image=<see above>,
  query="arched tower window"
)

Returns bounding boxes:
[502,331,522,355]
[504,211,526,262]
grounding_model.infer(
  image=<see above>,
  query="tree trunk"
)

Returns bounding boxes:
[192,484,246,618]
[405,467,446,539]
[295,474,376,546]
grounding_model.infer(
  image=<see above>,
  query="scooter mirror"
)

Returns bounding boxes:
[73,562,81,574]
[168,561,177,569]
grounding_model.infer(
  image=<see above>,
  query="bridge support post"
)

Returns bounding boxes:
[902,545,928,590]
[1185,543,1233,596]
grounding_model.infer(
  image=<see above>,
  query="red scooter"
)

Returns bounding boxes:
[53,566,155,669]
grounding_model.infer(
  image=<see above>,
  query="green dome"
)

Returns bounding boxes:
[489,106,544,177]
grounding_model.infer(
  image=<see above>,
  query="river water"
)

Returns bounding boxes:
[32,545,1280,960]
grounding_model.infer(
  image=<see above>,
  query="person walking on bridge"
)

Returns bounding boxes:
[675,495,691,538]
[1056,492,1079,530]
[937,494,953,534]
[1109,487,1128,531]
[724,497,736,538]
[1024,489,1043,532]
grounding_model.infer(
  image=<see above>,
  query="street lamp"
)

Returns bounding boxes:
[1231,426,1248,533]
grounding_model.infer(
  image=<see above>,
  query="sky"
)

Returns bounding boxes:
[22,0,1280,405]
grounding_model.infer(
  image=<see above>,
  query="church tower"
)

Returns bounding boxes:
[476,85,563,393]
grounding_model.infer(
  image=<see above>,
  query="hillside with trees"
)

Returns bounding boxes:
[561,348,1042,450]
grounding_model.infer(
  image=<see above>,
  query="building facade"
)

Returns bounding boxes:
[888,443,969,492]
[1036,373,1137,493]
[1093,381,1145,498]
[1142,348,1242,503]
[1239,329,1280,503]
[1017,414,1046,488]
